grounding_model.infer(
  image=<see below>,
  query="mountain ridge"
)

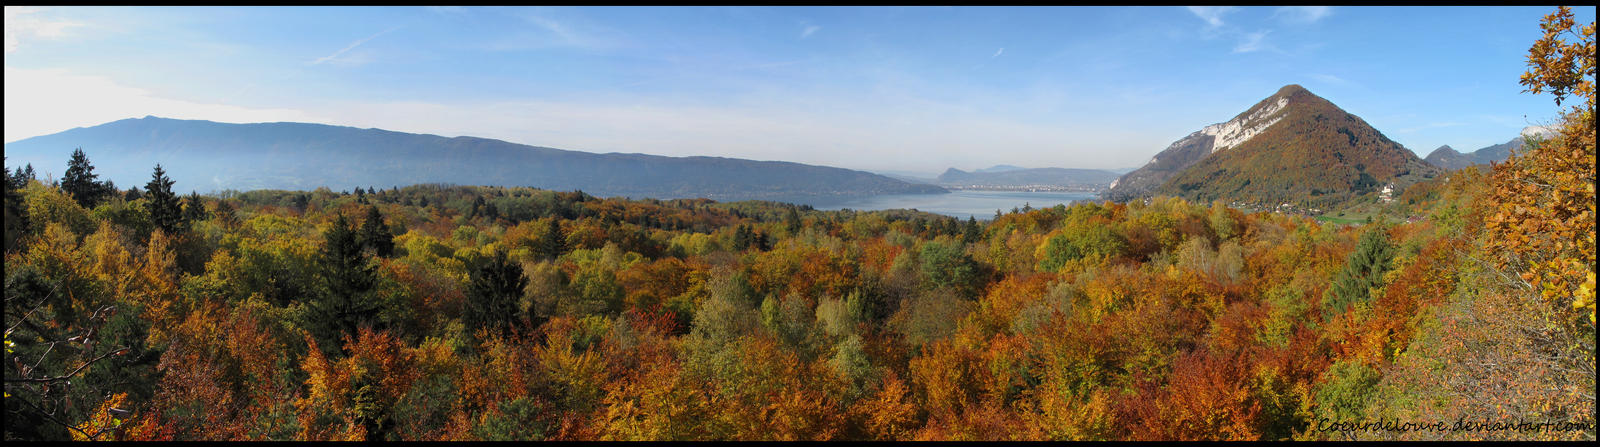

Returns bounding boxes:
[1106,84,1440,209]
[3,116,946,204]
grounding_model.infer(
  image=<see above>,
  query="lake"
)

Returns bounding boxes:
[811,190,1101,220]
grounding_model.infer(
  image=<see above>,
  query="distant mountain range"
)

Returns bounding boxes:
[973,164,1026,173]
[936,167,1121,189]
[1423,127,1550,171]
[1106,84,1440,210]
[3,117,946,204]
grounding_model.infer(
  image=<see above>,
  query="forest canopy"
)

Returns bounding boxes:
[2,6,1593,442]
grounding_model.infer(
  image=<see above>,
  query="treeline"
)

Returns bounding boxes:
[4,148,1591,440]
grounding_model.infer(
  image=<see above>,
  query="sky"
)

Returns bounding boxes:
[5,6,1591,174]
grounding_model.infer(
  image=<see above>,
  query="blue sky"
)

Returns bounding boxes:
[5,6,1590,174]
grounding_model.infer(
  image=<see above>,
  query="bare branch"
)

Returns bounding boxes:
[5,346,129,384]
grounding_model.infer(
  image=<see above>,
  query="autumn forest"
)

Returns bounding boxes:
[2,7,1595,442]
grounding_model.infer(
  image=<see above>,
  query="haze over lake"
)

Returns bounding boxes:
[813,190,1100,220]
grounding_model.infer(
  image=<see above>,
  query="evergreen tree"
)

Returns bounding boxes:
[537,220,567,260]
[4,157,30,253]
[124,186,142,202]
[313,214,382,350]
[784,206,802,235]
[753,228,769,251]
[733,224,753,251]
[464,250,531,333]
[962,216,982,245]
[182,191,209,223]
[213,199,241,229]
[60,148,110,208]
[1323,224,1395,321]
[469,196,486,219]
[144,164,186,235]
[358,205,396,258]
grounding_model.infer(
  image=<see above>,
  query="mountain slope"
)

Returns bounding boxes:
[3,117,946,203]
[936,167,1121,189]
[1155,85,1438,208]
[1424,131,1542,171]
[1104,85,1299,202]
[1107,85,1439,209]
[1423,145,1472,170]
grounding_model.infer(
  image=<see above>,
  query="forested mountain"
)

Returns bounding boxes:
[1422,129,1545,171]
[2,117,945,204]
[1106,85,1440,210]
[973,164,1026,173]
[935,167,1121,189]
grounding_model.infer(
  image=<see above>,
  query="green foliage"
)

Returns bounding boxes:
[537,219,566,261]
[471,397,551,441]
[1037,223,1126,272]
[464,250,530,334]
[182,192,209,224]
[358,205,396,258]
[4,158,31,253]
[144,164,186,236]
[918,238,983,298]
[1323,225,1394,321]
[1313,360,1382,422]
[61,148,112,209]
[308,214,384,352]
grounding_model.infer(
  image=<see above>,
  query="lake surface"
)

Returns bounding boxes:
[812,190,1101,220]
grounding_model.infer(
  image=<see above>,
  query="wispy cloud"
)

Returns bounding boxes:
[311,26,400,65]
[484,11,626,51]
[5,6,84,53]
[992,47,1004,58]
[1310,73,1350,85]
[1186,6,1236,28]
[801,24,820,39]
[1397,121,1465,133]
[1275,6,1332,24]
[526,14,580,44]
[1232,30,1271,53]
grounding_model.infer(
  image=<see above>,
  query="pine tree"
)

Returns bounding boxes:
[144,164,186,235]
[183,191,209,223]
[213,199,241,229]
[753,228,769,251]
[537,219,566,260]
[358,205,396,258]
[733,224,753,251]
[61,148,110,208]
[784,206,802,235]
[1323,224,1395,321]
[4,157,30,253]
[469,196,486,219]
[314,213,382,350]
[464,250,530,333]
[962,216,981,244]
